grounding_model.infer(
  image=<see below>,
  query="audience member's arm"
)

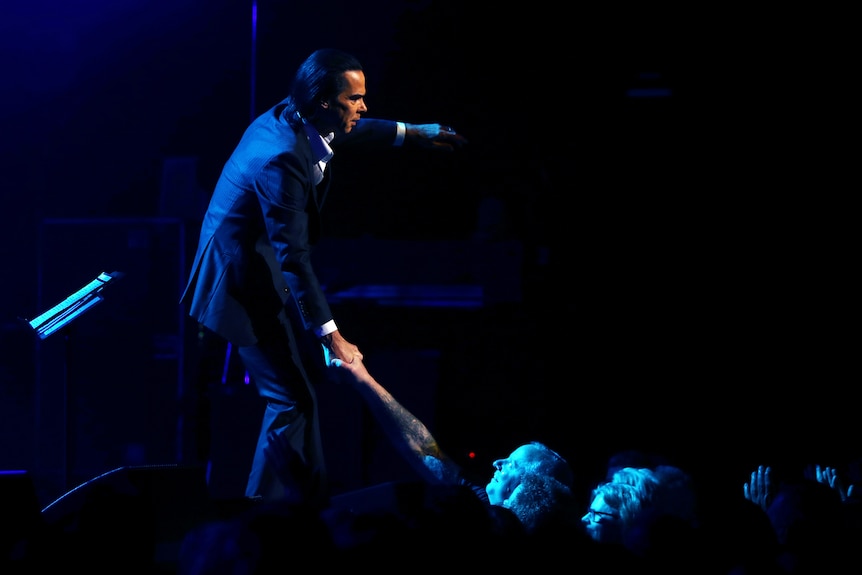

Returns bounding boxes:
[329,356,463,485]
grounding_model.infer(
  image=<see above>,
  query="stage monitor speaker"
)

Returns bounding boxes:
[40,464,212,571]
[1,470,42,562]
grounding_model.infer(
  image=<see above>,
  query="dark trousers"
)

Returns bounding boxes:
[237,312,327,503]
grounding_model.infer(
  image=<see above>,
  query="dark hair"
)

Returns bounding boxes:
[286,48,364,121]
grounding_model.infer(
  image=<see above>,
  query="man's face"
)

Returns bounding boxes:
[321,69,367,135]
[485,444,534,505]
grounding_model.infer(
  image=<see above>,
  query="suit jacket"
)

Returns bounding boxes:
[181,97,400,346]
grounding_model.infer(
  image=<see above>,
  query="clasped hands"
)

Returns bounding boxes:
[323,343,372,393]
[320,330,362,366]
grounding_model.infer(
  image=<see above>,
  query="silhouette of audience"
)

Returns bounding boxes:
[7,432,862,573]
[743,461,860,574]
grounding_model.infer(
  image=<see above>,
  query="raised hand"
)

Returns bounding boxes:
[808,464,853,502]
[743,465,774,512]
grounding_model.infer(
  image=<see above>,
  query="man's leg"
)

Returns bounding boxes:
[238,320,326,503]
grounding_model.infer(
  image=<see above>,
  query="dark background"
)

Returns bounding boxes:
[1,1,856,509]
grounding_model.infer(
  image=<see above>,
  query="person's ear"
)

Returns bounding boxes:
[320,100,329,109]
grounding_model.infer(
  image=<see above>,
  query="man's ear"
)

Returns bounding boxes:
[320,100,329,109]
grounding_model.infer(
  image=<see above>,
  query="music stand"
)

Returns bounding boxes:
[24,270,124,491]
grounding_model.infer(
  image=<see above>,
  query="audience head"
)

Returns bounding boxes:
[604,449,669,481]
[485,442,573,503]
[582,466,679,543]
[766,478,850,572]
[484,441,577,534]
[651,464,699,524]
[609,466,660,495]
[582,480,643,545]
[703,496,781,575]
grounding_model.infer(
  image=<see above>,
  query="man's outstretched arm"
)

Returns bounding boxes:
[329,356,462,485]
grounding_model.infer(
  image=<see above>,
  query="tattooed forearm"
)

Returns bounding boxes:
[356,376,461,484]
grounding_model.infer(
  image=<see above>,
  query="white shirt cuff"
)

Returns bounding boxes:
[315,320,338,338]
[394,122,406,146]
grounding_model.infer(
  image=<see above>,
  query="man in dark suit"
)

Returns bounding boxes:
[181,48,466,505]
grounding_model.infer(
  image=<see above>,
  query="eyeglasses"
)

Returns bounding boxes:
[585,509,619,523]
